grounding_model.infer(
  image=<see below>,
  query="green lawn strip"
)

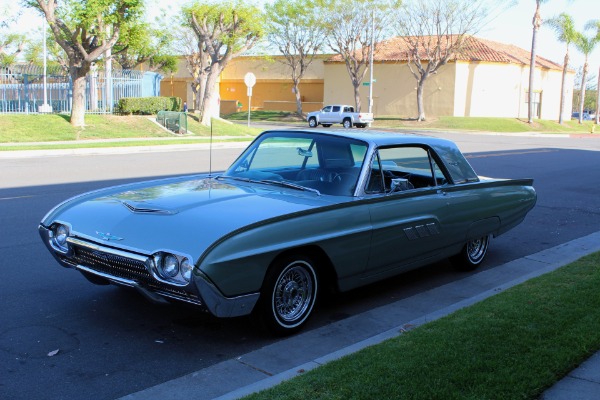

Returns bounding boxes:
[372,116,599,134]
[245,252,600,400]
[0,114,261,143]
[224,111,305,123]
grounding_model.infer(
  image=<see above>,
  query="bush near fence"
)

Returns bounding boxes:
[118,96,182,115]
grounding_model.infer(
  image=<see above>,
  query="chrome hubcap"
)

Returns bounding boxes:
[467,236,488,263]
[273,263,314,323]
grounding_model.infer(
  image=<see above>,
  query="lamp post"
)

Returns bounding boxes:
[39,17,52,113]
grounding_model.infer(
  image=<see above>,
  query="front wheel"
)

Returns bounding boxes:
[308,117,318,128]
[450,235,490,271]
[257,255,318,335]
[343,119,352,129]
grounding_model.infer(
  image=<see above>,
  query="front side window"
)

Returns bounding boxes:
[224,132,368,196]
[365,146,447,194]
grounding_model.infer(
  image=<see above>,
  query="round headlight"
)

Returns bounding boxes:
[53,224,69,251]
[161,254,179,278]
[180,258,193,282]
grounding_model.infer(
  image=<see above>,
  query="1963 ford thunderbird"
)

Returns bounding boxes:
[39,130,536,334]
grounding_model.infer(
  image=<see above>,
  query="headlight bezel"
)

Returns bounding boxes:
[150,252,195,285]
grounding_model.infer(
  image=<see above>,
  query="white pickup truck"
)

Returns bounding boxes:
[307,105,374,128]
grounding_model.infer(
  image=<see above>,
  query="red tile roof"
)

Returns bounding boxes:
[326,35,563,71]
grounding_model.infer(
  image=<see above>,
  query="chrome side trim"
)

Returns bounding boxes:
[193,271,260,318]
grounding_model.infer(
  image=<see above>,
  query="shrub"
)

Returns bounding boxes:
[117,97,182,115]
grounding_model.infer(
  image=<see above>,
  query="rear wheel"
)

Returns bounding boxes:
[308,117,318,128]
[257,255,318,335]
[450,235,490,271]
[343,119,352,129]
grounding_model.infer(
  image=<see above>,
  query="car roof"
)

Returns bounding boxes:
[263,128,457,149]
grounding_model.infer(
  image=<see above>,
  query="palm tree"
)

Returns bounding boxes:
[573,27,598,124]
[587,20,600,124]
[528,0,546,124]
[546,13,577,124]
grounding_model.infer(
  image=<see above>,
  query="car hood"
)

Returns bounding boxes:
[42,175,343,260]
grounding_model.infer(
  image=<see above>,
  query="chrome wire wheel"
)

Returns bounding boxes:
[272,261,315,326]
[258,256,318,335]
[466,236,489,264]
[451,235,490,271]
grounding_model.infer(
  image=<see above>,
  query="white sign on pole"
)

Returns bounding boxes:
[244,73,256,127]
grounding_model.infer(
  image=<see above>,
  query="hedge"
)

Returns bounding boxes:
[117,97,182,115]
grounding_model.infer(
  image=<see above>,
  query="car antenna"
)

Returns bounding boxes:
[209,117,213,177]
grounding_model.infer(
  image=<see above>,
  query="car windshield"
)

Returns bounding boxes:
[223,131,368,196]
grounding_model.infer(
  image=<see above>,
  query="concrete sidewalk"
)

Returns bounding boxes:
[118,231,600,400]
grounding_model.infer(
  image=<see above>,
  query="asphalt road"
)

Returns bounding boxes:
[1,131,599,400]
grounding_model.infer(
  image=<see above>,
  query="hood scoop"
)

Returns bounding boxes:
[121,200,178,215]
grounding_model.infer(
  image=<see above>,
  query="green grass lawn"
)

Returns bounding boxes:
[245,252,600,400]
[372,115,599,133]
[0,113,261,145]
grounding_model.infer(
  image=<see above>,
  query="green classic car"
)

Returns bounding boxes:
[39,130,536,334]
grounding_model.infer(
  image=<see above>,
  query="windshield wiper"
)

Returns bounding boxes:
[260,179,321,195]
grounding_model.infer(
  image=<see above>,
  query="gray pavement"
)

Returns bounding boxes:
[117,230,600,400]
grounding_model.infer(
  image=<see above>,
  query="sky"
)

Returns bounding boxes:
[4,0,599,73]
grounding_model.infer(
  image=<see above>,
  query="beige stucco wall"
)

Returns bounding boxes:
[159,52,573,120]
[323,61,456,118]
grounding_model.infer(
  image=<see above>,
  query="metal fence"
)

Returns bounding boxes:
[0,64,161,114]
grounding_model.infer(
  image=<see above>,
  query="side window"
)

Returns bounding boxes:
[332,106,341,112]
[322,106,332,112]
[365,146,448,194]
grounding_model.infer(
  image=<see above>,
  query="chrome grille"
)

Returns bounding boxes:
[72,245,151,282]
[68,241,201,304]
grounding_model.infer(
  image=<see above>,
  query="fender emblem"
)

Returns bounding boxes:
[96,231,124,241]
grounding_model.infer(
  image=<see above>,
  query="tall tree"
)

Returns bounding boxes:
[588,20,600,125]
[573,26,598,124]
[546,13,577,124]
[0,6,26,66]
[28,0,144,127]
[323,0,397,112]
[265,0,327,117]
[184,0,264,126]
[395,0,491,121]
[112,16,178,72]
[180,27,211,112]
[527,0,546,123]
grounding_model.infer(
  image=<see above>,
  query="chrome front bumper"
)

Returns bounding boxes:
[39,225,259,318]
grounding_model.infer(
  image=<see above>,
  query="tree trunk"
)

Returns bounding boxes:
[293,81,303,117]
[595,68,600,125]
[416,79,425,121]
[528,1,541,124]
[558,50,569,124]
[353,83,362,113]
[69,70,88,128]
[578,62,588,124]
[200,68,222,126]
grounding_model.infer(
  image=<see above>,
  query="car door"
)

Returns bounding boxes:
[320,105,333,123]
[363,145,458,279]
